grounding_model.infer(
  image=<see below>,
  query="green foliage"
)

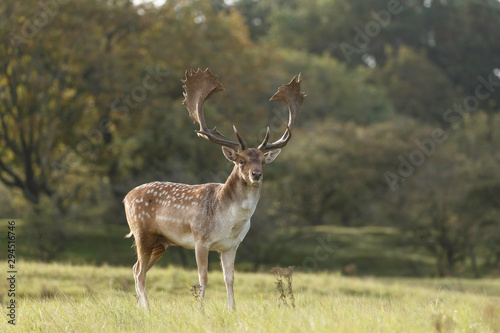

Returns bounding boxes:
[372,46,459,126]
[396,112,500,276]
[277,50,394,124]
[21,197,69,262]
[266,118,422,226]
[264,0,353,55]
[1,0,499,278]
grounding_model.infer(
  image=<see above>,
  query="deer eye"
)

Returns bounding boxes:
[239,159,244,165]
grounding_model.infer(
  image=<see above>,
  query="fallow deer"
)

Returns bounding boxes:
[123,68,305,310]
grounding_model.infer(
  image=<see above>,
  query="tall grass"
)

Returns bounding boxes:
[1,262,499,332]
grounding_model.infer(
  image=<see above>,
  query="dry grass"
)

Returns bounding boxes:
[1,262,499,332]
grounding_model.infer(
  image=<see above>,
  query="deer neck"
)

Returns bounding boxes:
[218,165,262,210]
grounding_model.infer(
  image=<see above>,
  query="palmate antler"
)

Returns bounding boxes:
[182,68,306,151]
[258,74,306,151]
[182,68,245,150]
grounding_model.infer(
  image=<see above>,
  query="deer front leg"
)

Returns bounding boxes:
[195,243,209,303]
[221,248,237,310]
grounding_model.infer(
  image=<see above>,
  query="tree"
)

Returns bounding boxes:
[398,112,500,276]
[0,0,141,204]
[265,117,423,227]
[275,49,393,124]
[371,45,459,126]
[0,0,143,259]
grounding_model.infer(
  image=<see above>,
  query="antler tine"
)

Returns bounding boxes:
[233,125,246,151]
[182,68,244,150]
[259,73,306,151]
[257,127,270,150]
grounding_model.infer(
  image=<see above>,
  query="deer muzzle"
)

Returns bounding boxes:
[251,170,262,181]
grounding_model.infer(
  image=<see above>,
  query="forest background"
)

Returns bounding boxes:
[1,0,500,278]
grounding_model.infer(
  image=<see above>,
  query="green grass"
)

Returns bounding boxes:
[1,218,438,276]
[1,262,499,332]
[268,226,435,276]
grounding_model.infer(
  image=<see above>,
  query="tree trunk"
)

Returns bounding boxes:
[468,246,480,278]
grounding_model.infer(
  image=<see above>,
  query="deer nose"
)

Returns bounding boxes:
[252,171,262,180]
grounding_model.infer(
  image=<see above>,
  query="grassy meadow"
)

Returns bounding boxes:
[0,262,499,332]
[9,218,437,276]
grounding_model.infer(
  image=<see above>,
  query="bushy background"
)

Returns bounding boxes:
[1,0,500,277]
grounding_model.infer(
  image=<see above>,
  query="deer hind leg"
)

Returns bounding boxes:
[133,234,169,310]
[133,235,156,310]
[133,255,151,309]
[194,243,209,303]
[146,237,169,272]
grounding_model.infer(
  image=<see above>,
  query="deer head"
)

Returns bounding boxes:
[182,68,306,186]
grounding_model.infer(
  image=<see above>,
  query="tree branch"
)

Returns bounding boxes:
[0,156,24,189]
[0,106,20,156]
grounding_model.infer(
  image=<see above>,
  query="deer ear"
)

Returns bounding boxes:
[264,149,281,164]
[222,146,238,162]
